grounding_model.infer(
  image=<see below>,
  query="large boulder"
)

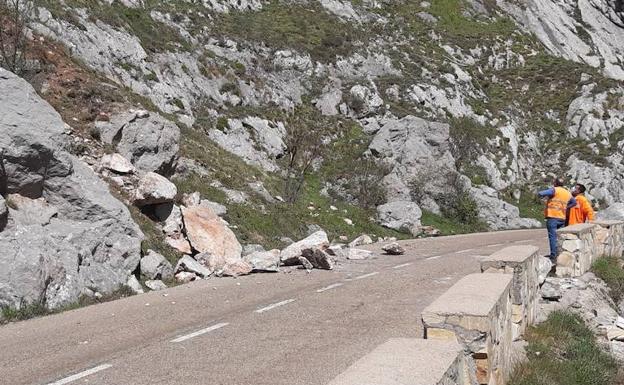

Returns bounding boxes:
[5,194,58,226]
[280,231,329,265]
[0,68,143,310]
[376,201,422,235]
[133,172,177,206]
[597,203,624,220]
[140,250,174,280]
[243,249,281,272]
[97,110,180,175]
[181,205,242,259]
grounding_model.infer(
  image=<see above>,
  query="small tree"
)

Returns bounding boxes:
[282,106,329,203]
[0,0,32,75]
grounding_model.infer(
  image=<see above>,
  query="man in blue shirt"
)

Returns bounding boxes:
[538,178,576,261]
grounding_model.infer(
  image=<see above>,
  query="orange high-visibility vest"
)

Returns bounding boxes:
[545,187,572,220]
[568,194,595,225]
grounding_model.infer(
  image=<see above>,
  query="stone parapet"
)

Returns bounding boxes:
[592,220,624,258]
[422,274,513,385]
[556,223,597,277]
[327,338,474,385]
[480,246,541,340]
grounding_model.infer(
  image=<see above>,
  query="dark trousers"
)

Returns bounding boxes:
[546,218,566,258]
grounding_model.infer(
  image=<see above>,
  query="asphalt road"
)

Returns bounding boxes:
[0,229,548,385]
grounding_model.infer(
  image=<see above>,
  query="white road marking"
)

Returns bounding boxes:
[47,364,112,385]
[316,283,344,293]
[426,255,442,260]
[255,299,296,313]
[392,263,412,269]
[171,322,229,343]
[355,272,379,280]
[488,243,504,247]
[455,248,475,254]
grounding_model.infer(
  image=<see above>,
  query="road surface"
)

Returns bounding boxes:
[0,229,548,385]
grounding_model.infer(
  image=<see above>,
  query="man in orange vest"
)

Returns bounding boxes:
[568,183,595,225]
[538,178,577,261]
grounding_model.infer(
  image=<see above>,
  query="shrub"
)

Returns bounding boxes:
[0,0,32,74]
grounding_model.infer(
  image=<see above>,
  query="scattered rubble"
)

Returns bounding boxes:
[382,242,405,255]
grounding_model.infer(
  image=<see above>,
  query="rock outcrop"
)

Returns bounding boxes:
[0,68,143,310]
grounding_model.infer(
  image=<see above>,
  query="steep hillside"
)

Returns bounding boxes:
[1,0,624,311]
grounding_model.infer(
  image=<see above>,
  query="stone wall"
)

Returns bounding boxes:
[555,221,624,277]
[480,246,541,340]
[593,220,624,258]
[327,338,474,385]
[422,274,513,385]
[331,219,624,385]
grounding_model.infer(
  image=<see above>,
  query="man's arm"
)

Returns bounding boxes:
[583,198,595,221]
[538,187,555,198]
[567,197,577,209]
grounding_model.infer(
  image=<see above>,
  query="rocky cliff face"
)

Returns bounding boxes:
[1,0,624,311]
[0,68,143,310]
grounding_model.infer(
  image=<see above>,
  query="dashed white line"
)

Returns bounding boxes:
[426,255,442,260]
[316,283,344,293]
[488,243,504,247]
[392,263,412,269]
[355,272,379,280]
[455,248,475,254]
[46,364,112,385]
[171,322,229,343]
[255,299,296,313]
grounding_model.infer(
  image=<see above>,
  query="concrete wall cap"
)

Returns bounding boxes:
[482,245,540,263]
[556,223,596,234]
[327,338,462,385]
[592,219,624,227]
[422,273,513,317]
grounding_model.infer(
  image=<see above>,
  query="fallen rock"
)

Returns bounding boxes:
[140,250,174,280]
[607,326,624,341]
[175,271,197,284]
[299,256,314,271]
[537,256,553,285]
[242,244,266,256]
[5,194,58,226]
[100,153,135,174]
[198,252,252,277]
[347,248,373,260]
[181,191,201,207]
[349,234,374,248]
[182,205,242,259]
[200,199,227,216]
[382,242,405,255]
[133,172,177,206]
[97,110,180,175]
[541,278,562,300]
[166,235,192,255]
[243,249,281,272]
[377,201,422,235]
[280,231,329,265]
[126,275,144,294]
[145,280,167,291]
[175,255,212,278]
[301,247,335,270]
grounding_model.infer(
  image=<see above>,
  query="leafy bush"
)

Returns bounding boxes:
[509,311,621,385]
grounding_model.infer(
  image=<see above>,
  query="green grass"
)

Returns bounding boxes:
[509,311,622,385]
[1,286,136,324]
[211,2,360,63]
[420,210,488,235]
[592,257,624,303]
[225,176,407,249]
